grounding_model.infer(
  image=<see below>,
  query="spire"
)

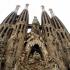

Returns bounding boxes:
[32,16,40,35]
[1,5,20,24]
[41,6,51,25]
[18,4,29,24]
[49,9,55,17]
[32,16,39,23]
[25,4,29,10]
[41,5,45,11]
[49,8,67,30]
[14,5,20,13]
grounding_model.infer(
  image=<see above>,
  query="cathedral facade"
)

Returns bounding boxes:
[0,4,70,70]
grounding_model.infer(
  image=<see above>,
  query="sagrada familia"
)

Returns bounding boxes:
[0,4,70,70]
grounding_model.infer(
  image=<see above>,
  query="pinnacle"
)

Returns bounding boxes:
[41,5,45,11]
[14,5,20,13]
[32,16,39,23]
[25,4,29,9]
[49,8,55,17]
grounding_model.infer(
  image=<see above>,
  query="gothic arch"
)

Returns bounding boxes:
[25,36,48,60]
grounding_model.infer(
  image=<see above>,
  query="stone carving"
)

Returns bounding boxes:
[0,4,70,70]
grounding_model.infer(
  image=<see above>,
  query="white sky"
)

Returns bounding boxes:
[0,0,70,33]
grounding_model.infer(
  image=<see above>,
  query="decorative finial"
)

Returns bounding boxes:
[34,16,37,19]
[41,5,45,11]
[49,9,55,17]
[14,5,20,13]
[32,16,39,23]
[25,4,29,9]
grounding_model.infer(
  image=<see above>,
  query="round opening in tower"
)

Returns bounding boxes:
[28,44,43,60]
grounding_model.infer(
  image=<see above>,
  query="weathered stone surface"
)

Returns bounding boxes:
[0,4,70,70]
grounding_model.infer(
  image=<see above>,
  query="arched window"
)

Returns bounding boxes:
[29,44,43,58]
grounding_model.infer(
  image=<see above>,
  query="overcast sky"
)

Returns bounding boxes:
[0,0,70,32]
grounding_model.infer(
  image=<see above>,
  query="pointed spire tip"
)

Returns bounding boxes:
[14,5,20,13]
[41,5,45,11]
[25,4,29,9]
[49,8,55,17]
[49,8,53,13]
[16,5,20,8]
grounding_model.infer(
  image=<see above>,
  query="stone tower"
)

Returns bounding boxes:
[0,4,70,70]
